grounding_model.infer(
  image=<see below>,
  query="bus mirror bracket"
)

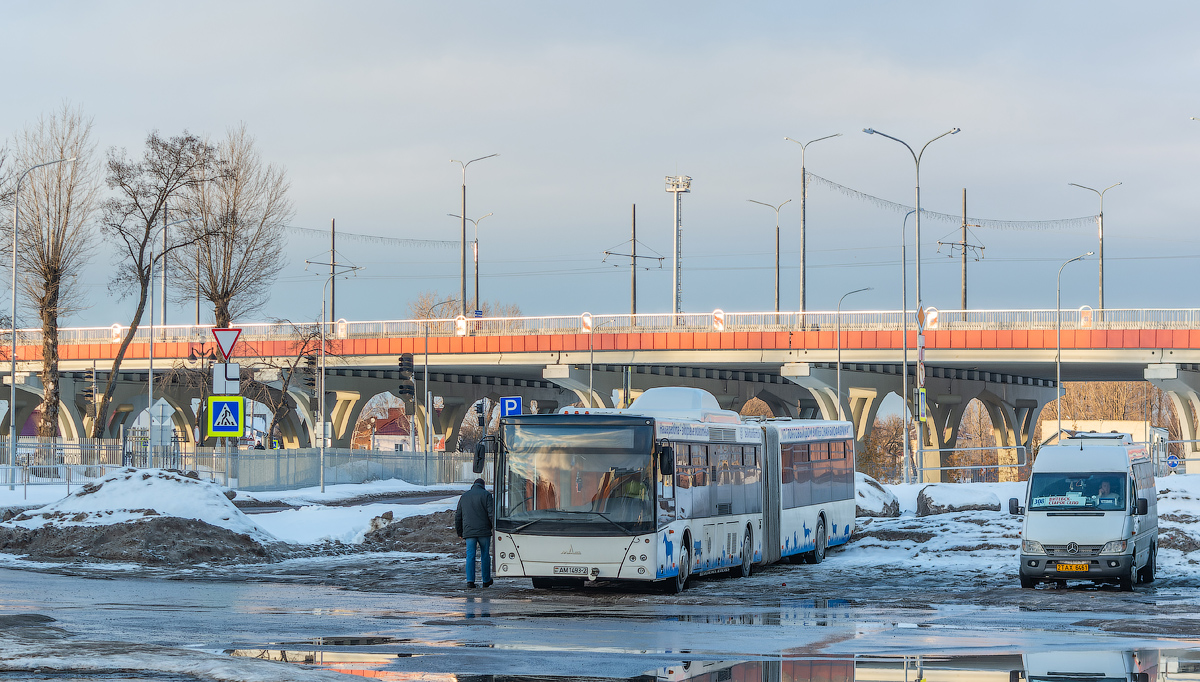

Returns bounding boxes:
[658,440,674,477]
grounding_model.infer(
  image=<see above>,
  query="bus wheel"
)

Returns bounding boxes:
[804,518,827,564]
[731,528,753,578]
[665,539,691,594]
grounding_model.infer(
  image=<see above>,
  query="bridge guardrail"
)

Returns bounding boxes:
[20,308,1200,348]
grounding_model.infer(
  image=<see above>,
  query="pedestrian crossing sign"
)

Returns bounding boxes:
[206,396,245,438]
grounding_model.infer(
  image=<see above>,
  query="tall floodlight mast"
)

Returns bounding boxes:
[665,175,692,316]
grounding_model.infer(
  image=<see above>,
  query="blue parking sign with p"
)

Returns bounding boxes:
[500,396,522,417]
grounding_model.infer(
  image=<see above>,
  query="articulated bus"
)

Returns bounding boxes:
[489,386,855,592]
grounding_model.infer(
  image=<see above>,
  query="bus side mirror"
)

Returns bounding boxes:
[1009,498,1023,515]
[1132,673,1149,682]
[1009,671,1025,682]
[659,445,674,477]
[1136,498,1148,516]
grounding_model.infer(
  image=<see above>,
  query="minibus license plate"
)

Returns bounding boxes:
[1056,563,1089,572]
[554,566,588,575]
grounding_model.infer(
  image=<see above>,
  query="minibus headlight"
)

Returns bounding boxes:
[1100,540,1128,555]
[1022,540,1046,555]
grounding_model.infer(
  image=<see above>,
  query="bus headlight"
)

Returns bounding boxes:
[500,564,509,572]
[1022,540,1046,555]
[1100,540,1128,555]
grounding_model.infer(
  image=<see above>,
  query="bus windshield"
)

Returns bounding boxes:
[497,423,655,535]
[1028,472,1126,511]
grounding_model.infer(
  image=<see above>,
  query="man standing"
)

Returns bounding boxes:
[455,477,495,588]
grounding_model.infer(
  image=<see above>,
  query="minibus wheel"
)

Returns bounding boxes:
[1119,560,1135,591]
[1019,574,1035,589]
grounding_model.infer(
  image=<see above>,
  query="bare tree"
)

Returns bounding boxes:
[1035,381,1180,457]
[175,125,291,327]
[238,320,329,445]
[408,290,520,319]
[94,131,216,438]
[8,104,101,437]
[858,414,911,484]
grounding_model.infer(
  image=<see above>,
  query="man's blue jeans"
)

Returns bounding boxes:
[465,536,491,584]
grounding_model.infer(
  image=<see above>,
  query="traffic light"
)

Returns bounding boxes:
[475,400,485,428]
[397,354,415,399]
[301,355,317,390]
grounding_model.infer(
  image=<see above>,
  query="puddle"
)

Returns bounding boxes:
[224,643,1200,681]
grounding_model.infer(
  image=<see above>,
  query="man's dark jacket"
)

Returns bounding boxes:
[455,480,495,538]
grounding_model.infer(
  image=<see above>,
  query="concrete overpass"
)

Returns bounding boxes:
[11,307,1200,478]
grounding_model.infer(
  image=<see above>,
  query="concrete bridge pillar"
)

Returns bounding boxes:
[543,364,618,408]
[1146,363,1200,474]
[785,361,1055,483]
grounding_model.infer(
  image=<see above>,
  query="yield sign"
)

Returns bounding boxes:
[212,328,242,360]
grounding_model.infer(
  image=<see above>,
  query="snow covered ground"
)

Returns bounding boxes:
[846,473,1200,586]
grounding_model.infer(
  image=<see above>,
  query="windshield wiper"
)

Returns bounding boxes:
[551,510,637,535]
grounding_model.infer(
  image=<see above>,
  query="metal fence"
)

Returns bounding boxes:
[0,440,485,494]
[233,448,486,491]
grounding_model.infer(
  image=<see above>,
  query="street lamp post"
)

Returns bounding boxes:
[422,298,458,481]
[447,212,493,315]
[148,217,201,459]
[862,127,960,322]
[1068,182,1121,312]
[836,287,872,421]
[900,209,915,485]
[450,154,498,319]
[588,319,615,408]
[9,158,74,478]
[747,199,792,314]
[1057,252,1093,440]
[785,134,841,312]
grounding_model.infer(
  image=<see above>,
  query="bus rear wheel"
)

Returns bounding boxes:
[804,518,827,564]
[730,528,753,578]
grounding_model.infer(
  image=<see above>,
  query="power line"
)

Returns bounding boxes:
[805,171,1100,231]
[283,225,456,249]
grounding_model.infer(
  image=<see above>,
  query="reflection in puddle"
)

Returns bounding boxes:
[225,646,1200,681]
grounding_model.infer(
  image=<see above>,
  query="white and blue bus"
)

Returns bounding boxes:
[488,387,855,592]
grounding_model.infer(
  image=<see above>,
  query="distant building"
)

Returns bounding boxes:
[352,408,412,450]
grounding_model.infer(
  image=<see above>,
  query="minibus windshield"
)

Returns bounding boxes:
[1028,472,1126,511]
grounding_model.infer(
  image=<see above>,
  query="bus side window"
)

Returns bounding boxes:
[676,443,691,489]
[692,444,709,487]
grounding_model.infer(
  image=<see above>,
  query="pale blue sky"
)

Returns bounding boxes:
[5,2,1200,327]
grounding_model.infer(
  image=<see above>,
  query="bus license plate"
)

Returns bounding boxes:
[1056,563,1089,572]
[553,566,588,575]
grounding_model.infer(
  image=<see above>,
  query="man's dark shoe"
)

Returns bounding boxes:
[467,582,477,588]
[483,580,494,587]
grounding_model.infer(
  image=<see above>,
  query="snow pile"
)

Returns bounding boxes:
[0,469,284,564]
[2,468,274,543]
[855,473,899,517]
[254,497,457,545]
[916,483,1003,516]
[233,478,471,506]
[1157,474,1200,554]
